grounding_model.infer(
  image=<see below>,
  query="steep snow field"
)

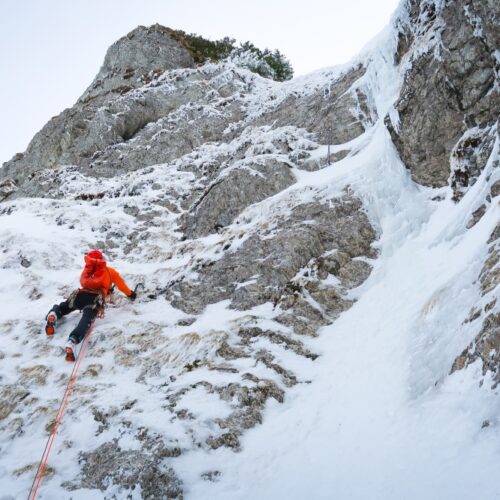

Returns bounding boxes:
[1,3,499,500]
[188,129,500,500]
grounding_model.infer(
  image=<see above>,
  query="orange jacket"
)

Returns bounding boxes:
[80,260,133,297]
[106,267,133,297]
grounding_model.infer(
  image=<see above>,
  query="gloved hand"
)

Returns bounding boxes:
[128,291,137,300]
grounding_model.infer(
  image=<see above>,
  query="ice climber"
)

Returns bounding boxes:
[45,249,136,362]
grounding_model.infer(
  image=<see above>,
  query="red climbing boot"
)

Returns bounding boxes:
[65,340,76,362]
[45,312,57,336]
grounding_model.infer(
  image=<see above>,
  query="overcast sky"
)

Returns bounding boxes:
[0,0,400,165]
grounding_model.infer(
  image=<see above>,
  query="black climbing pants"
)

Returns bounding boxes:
[51,291,99,344]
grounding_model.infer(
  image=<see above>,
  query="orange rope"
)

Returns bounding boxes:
[28,323,95,500]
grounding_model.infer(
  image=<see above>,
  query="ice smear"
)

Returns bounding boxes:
[1,2,499,499]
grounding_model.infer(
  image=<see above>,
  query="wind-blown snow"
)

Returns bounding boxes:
[0,3,499,500]
[185,128,500,499]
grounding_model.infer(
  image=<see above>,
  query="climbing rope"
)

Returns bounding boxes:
[28,283,143,498]
[27,322,95,500]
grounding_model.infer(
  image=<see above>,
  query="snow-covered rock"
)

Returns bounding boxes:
[386,0,499,187]
[0,0,499,498]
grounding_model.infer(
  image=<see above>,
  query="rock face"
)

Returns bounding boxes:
[452,312,500,387]
[170,195,377,314]
[0,1,499,498]
[0,21,381,499]
[80,24,195,104]
[386,0,499,188]
[254,64,375,145]
[181,158,297,238]
[0,32,374,198]
[1,26,197,190]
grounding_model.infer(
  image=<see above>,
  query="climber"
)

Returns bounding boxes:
[45,249,136,362]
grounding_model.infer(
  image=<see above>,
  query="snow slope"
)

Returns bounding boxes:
[0,2,499,499]
[187,127,500,500]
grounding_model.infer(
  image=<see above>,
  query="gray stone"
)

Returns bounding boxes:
[254,64,374,145]
[206,432,241,451]
[452,313,500,387]
[480,249,499,295]
[80,24,195,104]
[337,259,372,288]
[466,204,487,229]
[386,0,499,188]
[0,178,17,201]
[318,251,352,275]
[308,285,353,317]
[0,48,246,193]
[450,127,497,202]
[491,180,500,199]
[167,195,377,314]
[182,158,296,238]
[201,470,222,482]
[238,327,318,360]
[69,441,183,499]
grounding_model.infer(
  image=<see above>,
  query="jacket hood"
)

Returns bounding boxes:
[84,254,107,268]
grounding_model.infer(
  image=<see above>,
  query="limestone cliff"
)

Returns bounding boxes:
[0,1,499,498]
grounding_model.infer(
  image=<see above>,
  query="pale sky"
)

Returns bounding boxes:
[0,0,400,165]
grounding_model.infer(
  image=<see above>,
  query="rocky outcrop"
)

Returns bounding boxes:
[451,217,500,385]
[479,224,500,296]
[0,25,198,188]
[0,177,17,201]
[386,0,499,188]
[0,39,376,194]
[2,3,498,195]
[452,312,500,387]
[1,3,498,498]
[450,126,498,201]
[80,25,195,104]
[181,158,296,238]
[68,441,183,498]
[1,66,245,189]
[255,64,375,145]
[167,194,376,315]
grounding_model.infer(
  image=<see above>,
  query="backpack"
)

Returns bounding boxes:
[80,259,111,293]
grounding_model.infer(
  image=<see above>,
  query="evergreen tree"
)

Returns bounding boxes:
[170,30,294,81]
